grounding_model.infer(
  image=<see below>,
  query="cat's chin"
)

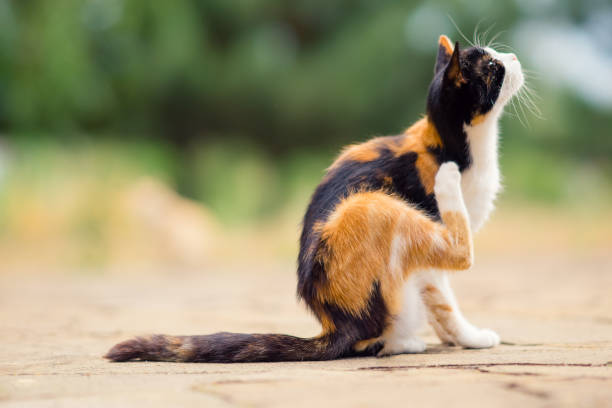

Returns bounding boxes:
[505,62,524,99]
[499,74,524,110]
[497,78,523,110]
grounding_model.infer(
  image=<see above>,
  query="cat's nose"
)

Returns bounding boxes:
[510,53,517,61]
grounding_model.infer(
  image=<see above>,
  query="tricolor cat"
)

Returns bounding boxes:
[106,34,524,362]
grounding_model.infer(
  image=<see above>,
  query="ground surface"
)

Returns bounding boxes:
[1,252,611,408]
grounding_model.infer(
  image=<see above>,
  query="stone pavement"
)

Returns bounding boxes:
[1,252,611,407]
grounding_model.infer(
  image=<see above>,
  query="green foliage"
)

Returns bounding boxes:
[0,0,610,216]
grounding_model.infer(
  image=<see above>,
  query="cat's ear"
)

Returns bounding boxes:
[435,35,454,73]
[444,41,464,86]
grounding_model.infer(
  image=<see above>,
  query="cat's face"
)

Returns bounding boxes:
[427,35,524,127]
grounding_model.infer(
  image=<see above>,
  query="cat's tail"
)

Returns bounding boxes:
[104,331,351,363]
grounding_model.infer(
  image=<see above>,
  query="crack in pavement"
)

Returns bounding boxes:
[500,341,543,346]
[475,368,542,377]
[357,362,608,371]
[503,382,550,400]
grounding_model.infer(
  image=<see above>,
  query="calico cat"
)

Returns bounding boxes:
[105,34,524,362]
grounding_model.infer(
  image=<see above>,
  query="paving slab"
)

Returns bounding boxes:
[1,253,611,407]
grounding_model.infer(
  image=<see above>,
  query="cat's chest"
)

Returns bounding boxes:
[460,121,502,232]
[460,161,500,232]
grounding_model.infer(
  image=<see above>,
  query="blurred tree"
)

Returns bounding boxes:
[0,0,610,164]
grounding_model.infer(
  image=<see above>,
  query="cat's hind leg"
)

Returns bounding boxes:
[318,187,464,357]
[377,275,427,356]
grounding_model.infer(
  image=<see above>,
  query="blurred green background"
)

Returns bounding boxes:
[0,0,610,271]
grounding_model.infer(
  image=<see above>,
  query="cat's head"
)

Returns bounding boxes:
[427,35,524,127]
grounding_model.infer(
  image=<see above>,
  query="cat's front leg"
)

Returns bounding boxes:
[421,162,499,348]
[418,270,500,348]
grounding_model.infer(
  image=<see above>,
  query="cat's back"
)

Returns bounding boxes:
[298,120,443,296]
[303,118,442,232]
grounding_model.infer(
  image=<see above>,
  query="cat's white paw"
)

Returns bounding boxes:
[457,328,500,349]
[434,162,463,213]
[377,337,427,357]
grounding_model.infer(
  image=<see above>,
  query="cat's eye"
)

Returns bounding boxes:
[488,60,495,67]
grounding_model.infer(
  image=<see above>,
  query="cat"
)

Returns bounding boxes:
[105,34,524,362]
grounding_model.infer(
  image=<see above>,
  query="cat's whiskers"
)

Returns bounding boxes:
[517,93,531,128]
[516,78,543,121]
[448,16,475,47]
[510,94,528,128]
[475,22,498,49]
[522,68,540,77]
[487,42,516,53]
[486,30,506,49]
[472,19,485,47]
[511,75,532,128]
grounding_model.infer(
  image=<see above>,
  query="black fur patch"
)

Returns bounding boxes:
[427,44,505,170]
[187,332,336,362]
[324,281,389,343]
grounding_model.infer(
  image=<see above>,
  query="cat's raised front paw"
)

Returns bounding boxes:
[434,162,463,213]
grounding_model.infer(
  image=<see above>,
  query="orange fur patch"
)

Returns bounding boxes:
[399,117,443,150]
[433,303,453,312]
[439,35,453,55]
[312,303,337,333]
[327,118,443,196]
[382,176,393,188]
[389,118,442,194]
[353,337,381,352]
[446,49,466,87]
[317,192,400,316]
[421,284,456,338]
[438,211,473,270]
[422,210,473,271]
[471,113,487,126]
[160,335,196,361]
[330,139,381,169]
[315,191,473,319]
[452,72,467,87]
[415,154,439,195]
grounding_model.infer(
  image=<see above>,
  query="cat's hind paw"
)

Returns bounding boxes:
[377,337,427,357]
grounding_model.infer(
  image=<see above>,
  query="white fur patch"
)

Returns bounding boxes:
[461,117,501,232]
[379,276,427,355]
[388,233,406,279]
